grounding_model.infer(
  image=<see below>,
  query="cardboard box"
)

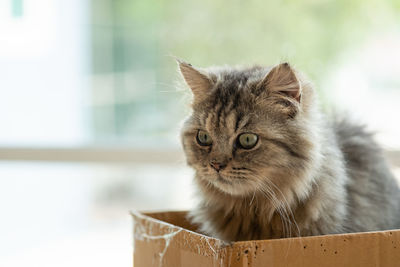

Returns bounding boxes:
[131,210,400,267]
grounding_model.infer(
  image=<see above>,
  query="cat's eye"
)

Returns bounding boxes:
[197,130,213,146]
[237,133,258,149]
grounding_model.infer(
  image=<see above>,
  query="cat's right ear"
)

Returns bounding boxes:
[178,60,214,103]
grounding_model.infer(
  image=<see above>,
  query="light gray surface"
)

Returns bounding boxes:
[0,161,193,267]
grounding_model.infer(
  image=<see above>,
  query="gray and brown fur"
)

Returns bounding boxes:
[179,60,400,242]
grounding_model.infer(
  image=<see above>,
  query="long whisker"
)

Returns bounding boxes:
[250,175,299,237]
[250,172,299,238]
[262,180,292,238]
[249,192,256,206]
[259,185,290,238]
[265,179,301,238]
[257,186,286,237]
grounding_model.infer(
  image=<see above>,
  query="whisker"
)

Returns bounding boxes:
[251,173,299,239]
[265,179,301,238]
[259,186,289,238]
[249,192,256,206]
[262,184,291,237]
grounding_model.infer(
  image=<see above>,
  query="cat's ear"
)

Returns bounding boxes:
[258,62,301,102]
[178,60,214,103]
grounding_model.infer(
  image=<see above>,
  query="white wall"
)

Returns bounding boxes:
[0,0,90,147]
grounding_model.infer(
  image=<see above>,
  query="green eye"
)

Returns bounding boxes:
[197,130,213,146]
[238,133,258,149]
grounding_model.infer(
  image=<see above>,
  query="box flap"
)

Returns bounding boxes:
[132,210,400,267]
[131,210,229,267]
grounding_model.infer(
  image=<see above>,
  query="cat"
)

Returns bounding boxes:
[178,60,400,242]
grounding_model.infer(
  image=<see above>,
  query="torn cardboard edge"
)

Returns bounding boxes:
[131,210,400,267]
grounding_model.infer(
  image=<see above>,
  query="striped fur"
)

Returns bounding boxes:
[179,62,400,242]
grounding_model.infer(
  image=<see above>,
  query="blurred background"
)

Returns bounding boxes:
[1,0,400,266]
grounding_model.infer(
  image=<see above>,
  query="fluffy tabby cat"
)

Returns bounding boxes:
[179,60,400,242]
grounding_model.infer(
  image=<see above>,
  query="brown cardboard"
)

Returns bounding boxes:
[132,210,400,267]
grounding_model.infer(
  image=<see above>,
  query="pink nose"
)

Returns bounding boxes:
[210,161,227,171]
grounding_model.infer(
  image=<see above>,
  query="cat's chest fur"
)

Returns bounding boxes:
[205,198,296,241]
[193,190,346,242]
[190,164,349,242]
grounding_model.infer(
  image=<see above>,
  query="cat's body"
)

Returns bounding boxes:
[179,61,400,242]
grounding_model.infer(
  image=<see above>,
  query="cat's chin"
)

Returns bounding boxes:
[206,174,255,196]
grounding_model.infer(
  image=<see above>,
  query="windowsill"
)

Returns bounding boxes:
[0,147,399,167]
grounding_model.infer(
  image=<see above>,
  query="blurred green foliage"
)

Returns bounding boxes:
[90,0,400,146]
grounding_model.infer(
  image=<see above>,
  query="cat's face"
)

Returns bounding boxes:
[180,62,313,197]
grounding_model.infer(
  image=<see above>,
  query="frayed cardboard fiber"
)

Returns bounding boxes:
[131,210,400,267]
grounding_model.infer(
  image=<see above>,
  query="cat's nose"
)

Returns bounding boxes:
[210,161,227,172]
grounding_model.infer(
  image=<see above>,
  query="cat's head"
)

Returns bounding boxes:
[180,61,317,198]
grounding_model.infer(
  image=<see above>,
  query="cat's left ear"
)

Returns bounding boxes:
[178,60,214,103]
[258,62,302,102]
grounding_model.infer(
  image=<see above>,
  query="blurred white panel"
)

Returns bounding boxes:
[324,31,400,150]
[0,0,90,146]
[0,161,194,267]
